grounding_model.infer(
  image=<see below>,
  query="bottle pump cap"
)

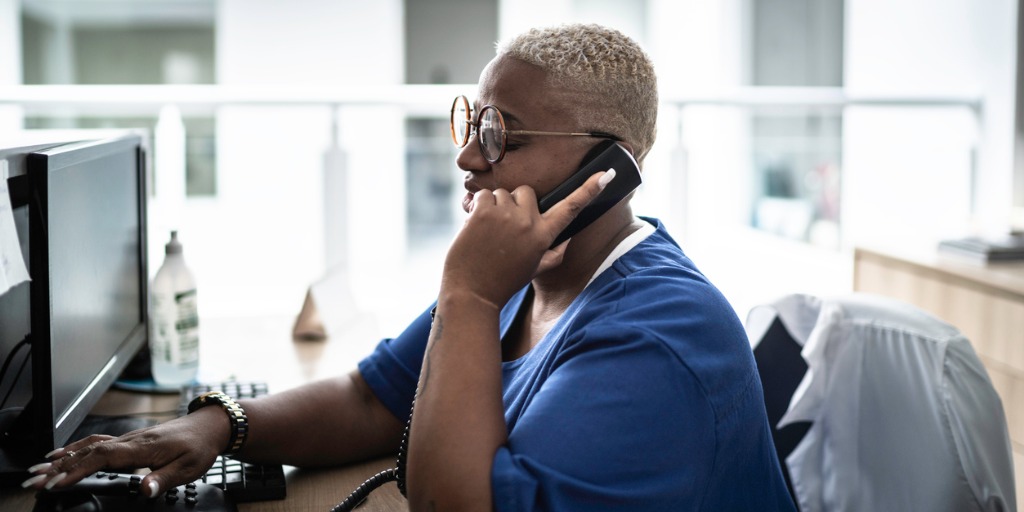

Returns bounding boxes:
[166,230,183,255]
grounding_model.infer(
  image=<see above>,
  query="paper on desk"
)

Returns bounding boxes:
[0,160,31,297]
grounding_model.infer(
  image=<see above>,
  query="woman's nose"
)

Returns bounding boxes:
[455,136,491,172]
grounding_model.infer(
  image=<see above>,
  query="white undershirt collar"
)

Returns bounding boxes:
[585,219,656,288]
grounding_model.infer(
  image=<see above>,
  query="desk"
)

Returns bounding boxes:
[0,315,407,511]
[853,245,1024,503]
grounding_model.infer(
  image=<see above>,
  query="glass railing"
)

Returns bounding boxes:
[0,84,981,328]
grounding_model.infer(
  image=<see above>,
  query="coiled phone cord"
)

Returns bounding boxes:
[330,399,414,511]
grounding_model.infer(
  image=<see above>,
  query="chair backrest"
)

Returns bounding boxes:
[751,314,811,505]
[746,293,1016,512]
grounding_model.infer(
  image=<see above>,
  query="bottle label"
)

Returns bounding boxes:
[151,289,200,367]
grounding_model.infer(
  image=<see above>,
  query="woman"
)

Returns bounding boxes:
[26,23,795,511]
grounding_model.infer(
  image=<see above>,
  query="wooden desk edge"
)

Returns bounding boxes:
[854,245,1024,299]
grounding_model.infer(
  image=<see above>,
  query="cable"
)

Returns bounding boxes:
[330,398,414,512]
[0,336,32,410]
[330,468,399,511]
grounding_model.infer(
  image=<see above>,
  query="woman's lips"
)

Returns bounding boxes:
[463,182,482,213]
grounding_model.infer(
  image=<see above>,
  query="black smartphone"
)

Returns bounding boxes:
[538,139,643,247]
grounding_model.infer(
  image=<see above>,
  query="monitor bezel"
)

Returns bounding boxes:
[26,135,149,454]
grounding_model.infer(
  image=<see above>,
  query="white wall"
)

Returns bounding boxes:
[154,0,406,320]
[844,0,1018,246]
[498,0,647,46]
[0,0,23,133]
[646,0,750,238]
[406,0,497,84]
[645,0,833,319]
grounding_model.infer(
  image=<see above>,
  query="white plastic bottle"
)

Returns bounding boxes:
[150,230,200,387]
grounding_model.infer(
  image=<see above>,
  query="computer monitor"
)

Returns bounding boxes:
[0,134,148,483]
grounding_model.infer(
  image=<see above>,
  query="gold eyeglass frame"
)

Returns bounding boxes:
[449,95,620,163]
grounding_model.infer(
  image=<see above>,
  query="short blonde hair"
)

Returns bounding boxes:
[497,24,658,163]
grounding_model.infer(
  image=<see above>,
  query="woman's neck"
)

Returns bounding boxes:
[530,206,643,311]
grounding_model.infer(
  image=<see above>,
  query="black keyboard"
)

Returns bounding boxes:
[178,381,286,502]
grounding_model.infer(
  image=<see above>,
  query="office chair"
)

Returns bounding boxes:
[746,293,1016,512]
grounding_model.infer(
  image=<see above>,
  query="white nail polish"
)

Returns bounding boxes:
[147,480,160,497]
[28,462,52,474]
[45,448,64,459]
[44,472,67,490]
[21,474,47,488]
[598,168,617,189]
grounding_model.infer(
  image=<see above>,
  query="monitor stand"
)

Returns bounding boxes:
[0,406,35,486]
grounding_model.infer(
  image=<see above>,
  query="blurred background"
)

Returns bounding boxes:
[0,0,1018,339]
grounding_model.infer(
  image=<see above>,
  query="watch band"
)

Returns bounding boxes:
[187,391,249,456]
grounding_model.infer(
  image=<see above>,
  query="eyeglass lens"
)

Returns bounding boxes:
[451,97,471,147]
[478,107,503,162]
[450,96,507,163]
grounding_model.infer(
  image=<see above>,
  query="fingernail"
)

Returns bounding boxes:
[598,169,617,189]
[44,472,67,490]
[21,474,47,488]
[147,480,160,497]
[45,448,64,459]
[28,462,52,474]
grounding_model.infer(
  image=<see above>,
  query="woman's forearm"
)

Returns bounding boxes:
[406,295,506,512]
[237,370,404,467]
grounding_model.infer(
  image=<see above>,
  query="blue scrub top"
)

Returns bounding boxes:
[359,218,795,511]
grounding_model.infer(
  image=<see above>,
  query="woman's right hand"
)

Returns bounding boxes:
[21,405,231,497]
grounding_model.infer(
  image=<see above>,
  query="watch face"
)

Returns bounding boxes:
[188,391,225,413]
[200,391,223,400]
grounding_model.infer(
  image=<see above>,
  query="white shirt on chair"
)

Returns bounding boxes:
[747,293,1016,512]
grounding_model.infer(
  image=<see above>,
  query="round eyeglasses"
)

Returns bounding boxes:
[450,95,621,163]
